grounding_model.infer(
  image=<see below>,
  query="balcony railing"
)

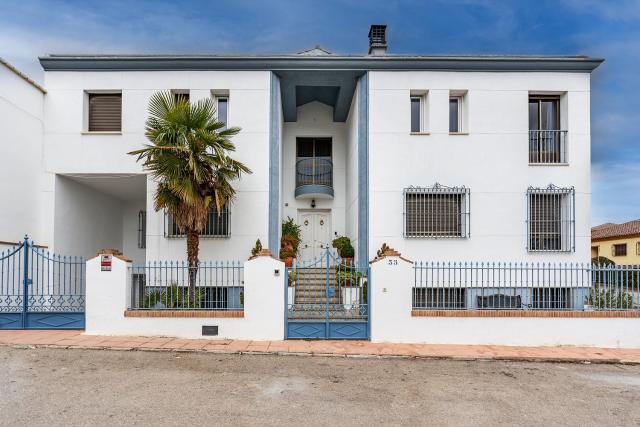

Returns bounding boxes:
[296,158,333,188]
[529,130,567,164]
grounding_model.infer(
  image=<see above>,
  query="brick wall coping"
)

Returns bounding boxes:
[124,310,244,318]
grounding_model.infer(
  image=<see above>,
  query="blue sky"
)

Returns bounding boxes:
[1,0,638,225]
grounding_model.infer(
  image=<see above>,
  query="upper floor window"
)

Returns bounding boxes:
[296,137,333,188]
[449,91,466,133]
[403,184,470,238]
[529,95,567,163]
[87,92,122,132]
[138,210,146,249]
[172,90,190,104]
[612,243,627,257]
[526,185,574,252]
[216,96,228,127]
[165,205,230,238]
[637,241,640,256]
[410,90,427,133]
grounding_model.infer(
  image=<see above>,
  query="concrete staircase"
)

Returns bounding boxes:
[289,267,341,319]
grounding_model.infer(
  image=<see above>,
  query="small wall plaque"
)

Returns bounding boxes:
[202,325,219,336]
[101,254,112,271]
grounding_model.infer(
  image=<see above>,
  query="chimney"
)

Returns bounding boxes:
[368,24,387,55]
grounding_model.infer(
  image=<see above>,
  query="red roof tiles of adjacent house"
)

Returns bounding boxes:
[592,220,640,241]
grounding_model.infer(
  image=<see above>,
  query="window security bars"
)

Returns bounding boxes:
[529,130,568,163]
[403,184,470,238]
[129,261,243,310]
[413,262,640,311]
[295,158,333,188]
[138,211,146,249]
[164,206,230,238]
[527,185,575,252]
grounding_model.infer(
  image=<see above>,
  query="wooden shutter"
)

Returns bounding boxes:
[88,93,122,131]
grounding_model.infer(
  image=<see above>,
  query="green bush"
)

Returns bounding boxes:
[250,239,262,258]
[335,267,362,286]
[585,284,633,309]
[332,236,351,252]
[143,285,204,309]
[340,243,355,258]
[282,217,301,241]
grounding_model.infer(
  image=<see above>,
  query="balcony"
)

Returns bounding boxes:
[529,130,568,164]
[295,158,334,199]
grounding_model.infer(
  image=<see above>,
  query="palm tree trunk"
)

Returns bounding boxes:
[186,228,200,307]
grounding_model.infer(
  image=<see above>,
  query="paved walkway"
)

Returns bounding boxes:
[1,330,639,364]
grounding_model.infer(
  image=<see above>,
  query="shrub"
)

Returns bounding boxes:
[282,217,301,242]
[250,239,262,259]
[585,284,633,309]
[340,243,355,258]
[143,285,203,309]
[335,266,362,286]
[279,248,295,259]
[332,236,351,252]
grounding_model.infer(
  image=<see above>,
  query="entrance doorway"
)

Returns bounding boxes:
[297,210,331,260]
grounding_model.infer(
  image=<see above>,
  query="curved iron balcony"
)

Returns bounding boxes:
[529,130,568,164]
[295,158,334,199]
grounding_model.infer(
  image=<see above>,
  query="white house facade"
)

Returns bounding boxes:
[6,26,631,344]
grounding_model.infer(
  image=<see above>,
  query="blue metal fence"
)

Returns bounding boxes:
[129,261,244,310]
[0,236,85,329]
[414,261,640,311]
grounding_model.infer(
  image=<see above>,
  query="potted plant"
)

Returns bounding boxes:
[288,271,297,287]
[336,266,363,309]
[340,242,355,265]
[279,248,295,267]
[332,235,351,257]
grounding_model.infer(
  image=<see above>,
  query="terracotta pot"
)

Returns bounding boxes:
[284,256,293,268]
[342,257,354,265]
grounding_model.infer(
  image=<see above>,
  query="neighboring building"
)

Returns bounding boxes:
[0,25,602,265]
[591,220,640,263]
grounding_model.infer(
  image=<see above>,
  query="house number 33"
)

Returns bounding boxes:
[387,259,398,265]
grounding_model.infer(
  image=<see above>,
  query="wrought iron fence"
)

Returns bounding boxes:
[414,261,640,311]
[295,158,333,188]
[529,130,568,164]
[129,261,243,310]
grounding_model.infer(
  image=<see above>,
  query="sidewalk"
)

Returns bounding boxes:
[1,330,639,364]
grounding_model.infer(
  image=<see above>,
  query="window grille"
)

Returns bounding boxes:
[403,184,470,238]
[526,185,574,252]
[164,206,230,238]
[138,211,146,249]
[413,288,466,309]
[612,244,627,257]
[531,288,572,310]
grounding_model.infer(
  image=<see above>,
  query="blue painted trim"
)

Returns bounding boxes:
[357,73,369,267]
[294,184,334,199]
[284,266,289,339]
[268,72,281,253]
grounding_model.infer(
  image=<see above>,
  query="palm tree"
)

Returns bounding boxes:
[129,91,251,304]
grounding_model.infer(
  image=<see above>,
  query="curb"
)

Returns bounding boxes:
[1,342,637,365]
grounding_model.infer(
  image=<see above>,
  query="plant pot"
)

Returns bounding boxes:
[342,257,354,265]
[284,256,293,268]
[583,304,594,312]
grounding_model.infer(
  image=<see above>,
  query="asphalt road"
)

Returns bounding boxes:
[1,346,639,426]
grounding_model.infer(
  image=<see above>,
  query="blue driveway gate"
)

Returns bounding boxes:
[0,236,85,329]
[285,249,369,339]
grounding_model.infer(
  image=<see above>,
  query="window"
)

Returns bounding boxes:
[612,244,627,257]
[449,92,465,133]
[413,288,466,309]
[87,93,122,132]
[527,185,575,252]
[216,96,228,128]
[138,211,146,249]
[172,90,189,104]
[403,184,470,238]
[637,242,640,256]
[296,137,333,188]
[410,91,427,133]
[165,205,230,238]
[529,95,566,163]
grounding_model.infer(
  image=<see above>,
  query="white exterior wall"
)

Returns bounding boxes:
[42,71,271,261]
[371,257,640,348]
[281,102,349,241]
[368,71,591,263]
[0,64,45,245]
[345,85,360,257]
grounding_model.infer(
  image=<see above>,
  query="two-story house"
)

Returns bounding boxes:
[1,25,602,268]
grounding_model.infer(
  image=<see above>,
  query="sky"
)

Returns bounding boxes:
[0,0,638,226]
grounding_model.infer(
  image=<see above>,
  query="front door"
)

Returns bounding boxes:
[297,211,331,260]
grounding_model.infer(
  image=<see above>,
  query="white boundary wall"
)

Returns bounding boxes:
[370,255,640,349]
[86,254,284,340]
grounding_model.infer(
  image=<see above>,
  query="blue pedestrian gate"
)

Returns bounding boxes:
[285,249,369,339]
[0,236,85,329]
